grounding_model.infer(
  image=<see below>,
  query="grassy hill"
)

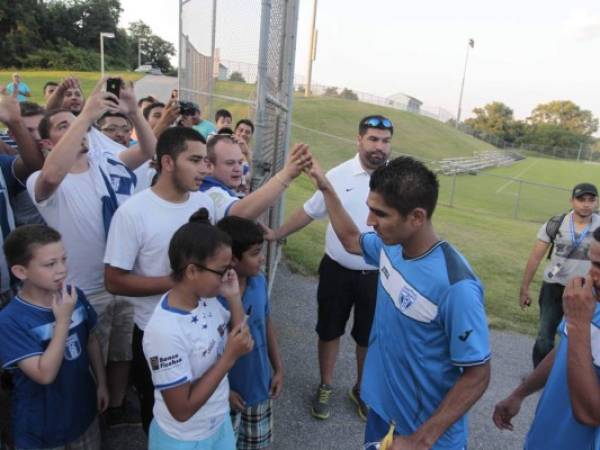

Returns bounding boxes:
[0,71,144,105]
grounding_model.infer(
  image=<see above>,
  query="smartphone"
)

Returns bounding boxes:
[106,78,121,98]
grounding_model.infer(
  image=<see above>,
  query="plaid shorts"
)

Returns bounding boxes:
[15,417,100,450]
[231,399,273,450]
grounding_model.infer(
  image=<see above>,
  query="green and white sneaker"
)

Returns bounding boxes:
[311,383,333,420]
[349,385,368,422]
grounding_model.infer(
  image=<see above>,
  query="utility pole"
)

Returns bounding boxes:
[100,32,115,78]
[304,0,318,97]
[456,38,474,128]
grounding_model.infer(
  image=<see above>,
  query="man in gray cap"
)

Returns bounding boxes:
[520,182,600,366]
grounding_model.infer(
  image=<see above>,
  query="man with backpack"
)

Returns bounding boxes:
[520,182,600,367]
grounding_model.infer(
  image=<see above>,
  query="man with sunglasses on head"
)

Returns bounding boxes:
[269,115,393,421]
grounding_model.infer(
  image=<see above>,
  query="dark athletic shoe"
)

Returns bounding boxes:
[349,385,368,422]
[311,384,333,420]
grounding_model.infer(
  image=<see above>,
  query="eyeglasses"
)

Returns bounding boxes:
[101,126,131,134]
[362,117,393,129]
[192,263,233,278]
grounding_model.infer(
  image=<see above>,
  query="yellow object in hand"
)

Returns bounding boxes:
[379,421,395,450]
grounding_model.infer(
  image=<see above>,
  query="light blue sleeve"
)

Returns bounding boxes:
[360,232,382,267]
[440,279,491,367]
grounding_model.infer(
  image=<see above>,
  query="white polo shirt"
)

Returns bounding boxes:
[143,294,230,441]
[303,154,376,271]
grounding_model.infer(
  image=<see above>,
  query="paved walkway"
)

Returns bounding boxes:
[105,262,539,450]
[133,75,177,104]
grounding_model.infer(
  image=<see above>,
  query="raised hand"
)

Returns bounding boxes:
[219,268,240,301]
[0,88,21,126]
[306,156,329,191]
[51,284,77,325]
[80,91,120,123]
[281,143,312,179]
[116,80,138,116]
[563,275,597,328]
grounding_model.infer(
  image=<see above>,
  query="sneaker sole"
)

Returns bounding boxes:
[311,406,331,420]
[348,389,368,422]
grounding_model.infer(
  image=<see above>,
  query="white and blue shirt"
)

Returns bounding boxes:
[143,294,231,441]
[0,289,98,449]
[360,233,491,450]
[219,274,271,407]
[200,176,239,219]
[0,155,21,292]
[525,303,600,450]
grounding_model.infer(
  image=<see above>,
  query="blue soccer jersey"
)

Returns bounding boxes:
[219,274,271,406]
[359,232,491,450]
[525,303,600,450]
[0,290,98,449]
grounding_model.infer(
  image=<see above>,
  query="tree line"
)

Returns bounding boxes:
[457,100,599,151]
[0,0,175,72]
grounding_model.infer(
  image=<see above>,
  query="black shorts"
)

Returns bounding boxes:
[315,254,378,346]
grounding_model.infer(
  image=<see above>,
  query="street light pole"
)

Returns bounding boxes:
[304,0,318,97]
[100,32,115,78]
[456,38,474,128]
[138,38,146,68]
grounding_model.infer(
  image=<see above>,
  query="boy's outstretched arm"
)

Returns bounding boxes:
[87,333,109,413]
[267,316,284,399]
[306,158,363,255]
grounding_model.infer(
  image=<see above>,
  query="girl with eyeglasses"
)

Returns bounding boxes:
[142,207,254,449]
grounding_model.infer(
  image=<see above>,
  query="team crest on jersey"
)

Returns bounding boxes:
[399,285,416,310]
[64,333,82,360]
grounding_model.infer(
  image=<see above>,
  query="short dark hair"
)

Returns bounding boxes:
[169,208,231,281]
[38,108,72,140]
[216,127,234,135]
[156,126,206,171]
[43,81,58,94]
[359,115,394,136]
[235,119,254,134]
[206,133,236,164]
[594,227,600,242]
[215,109,232,122]
[97,112,132,128]
[138,96,156,107]
[20,102,45,118]
[370,156,438,218]
[143,101,165,120]
[217,216,264,259]
[4,225,62,268]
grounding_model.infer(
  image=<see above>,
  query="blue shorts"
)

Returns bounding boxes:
[149,417,236,450]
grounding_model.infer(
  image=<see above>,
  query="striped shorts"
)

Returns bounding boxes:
[231,399,273,450]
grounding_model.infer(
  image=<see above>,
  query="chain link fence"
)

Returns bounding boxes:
[179,0,300,284]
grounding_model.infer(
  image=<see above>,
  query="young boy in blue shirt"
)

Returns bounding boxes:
[0,225,108,449]
[217,216,284,450]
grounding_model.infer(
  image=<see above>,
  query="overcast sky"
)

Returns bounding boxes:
[120,0,600,122]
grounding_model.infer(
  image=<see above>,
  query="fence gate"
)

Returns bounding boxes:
[179,0,300,286]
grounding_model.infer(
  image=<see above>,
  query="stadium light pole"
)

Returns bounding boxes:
[304,0,318,97]
[456,38,474,128]
[100,32,115,78]
[138,38,146,68]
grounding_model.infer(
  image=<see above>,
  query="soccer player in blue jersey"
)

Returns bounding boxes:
[493,227,600,450]
[307,155,491,450]
[0,225,108,449]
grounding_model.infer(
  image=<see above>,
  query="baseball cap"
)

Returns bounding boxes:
[572,182,598,198]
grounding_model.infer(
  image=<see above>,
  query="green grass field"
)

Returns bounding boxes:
[0,71,143,105]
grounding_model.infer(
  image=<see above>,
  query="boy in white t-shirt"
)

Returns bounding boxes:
[26,78,157,427]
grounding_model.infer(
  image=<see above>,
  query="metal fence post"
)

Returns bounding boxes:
[513,180,523,219]
[449,172,457,207]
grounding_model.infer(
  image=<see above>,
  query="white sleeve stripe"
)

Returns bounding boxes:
[452,354,491,367]
[2,352,44,368]
[155,375,189,390]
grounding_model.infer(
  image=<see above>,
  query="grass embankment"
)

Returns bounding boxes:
[0,70,144,105]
